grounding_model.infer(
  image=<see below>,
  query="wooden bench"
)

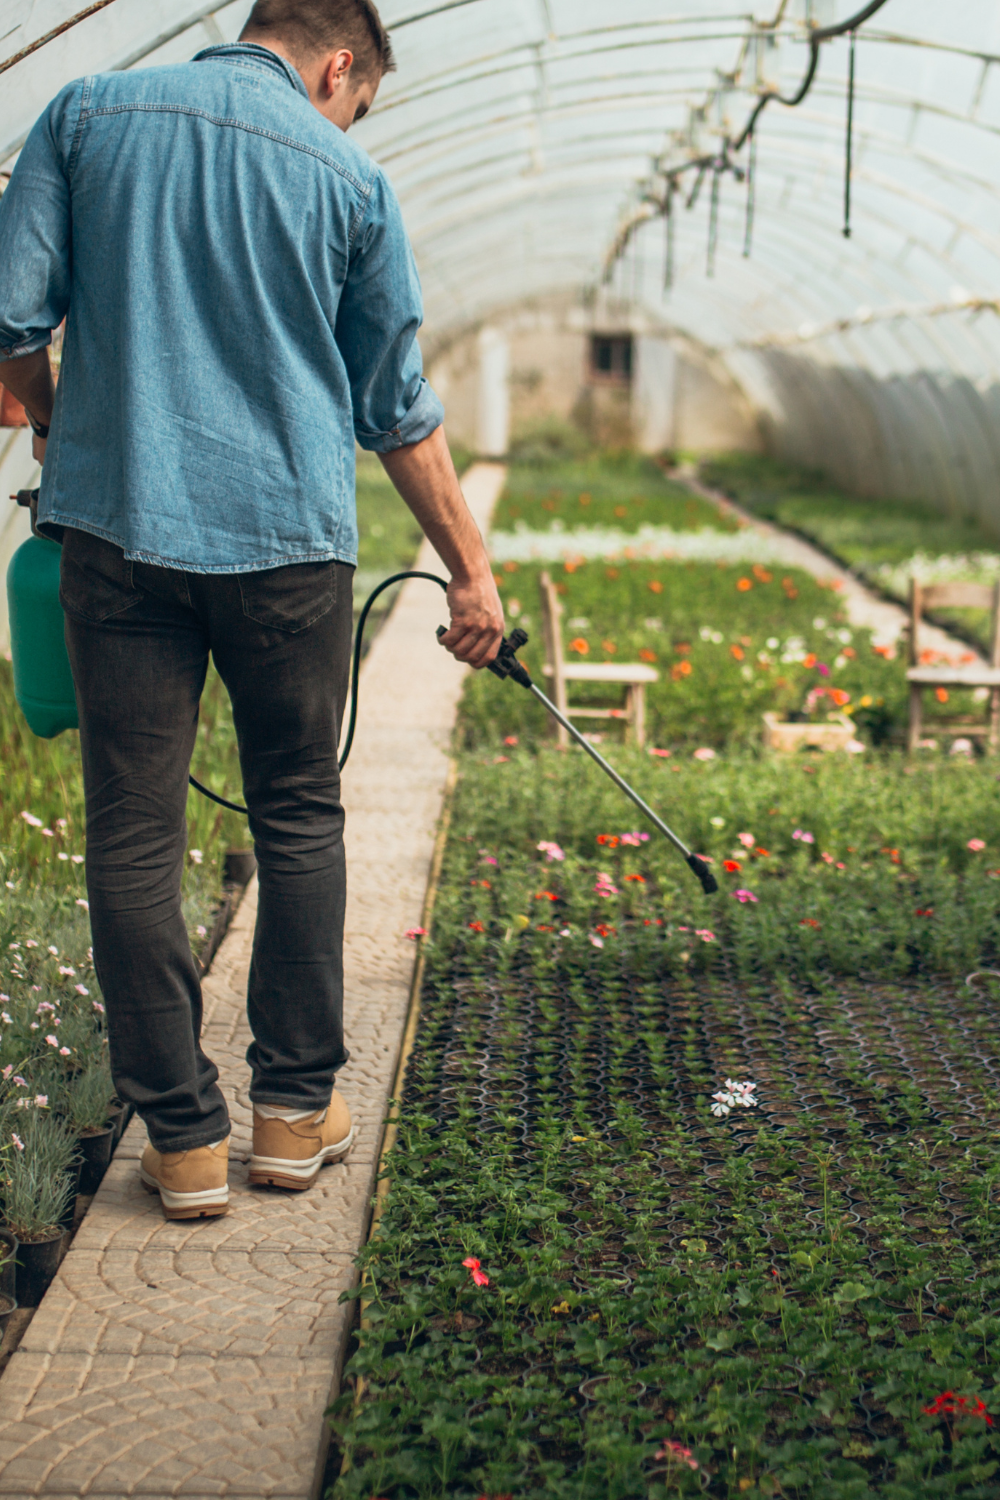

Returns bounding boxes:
[906,578,1000,753]
[538,570,659,748]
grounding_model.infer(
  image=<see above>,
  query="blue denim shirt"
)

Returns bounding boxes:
[0,44,444,572]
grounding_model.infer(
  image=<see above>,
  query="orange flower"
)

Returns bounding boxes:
[873,644,894,658]
[752,564,773,583]
[579,492,591,506]
[842,645,856,658]
[503,560,518,573]
[730,644,745,661]
[596,834,620,847]
[881,847,901,865]
[625,873,646,883]
[648,580,664,594]
[829,689,850,707]
[803,653,817,669]
[671,660,692,680]
[569,637,590,655]
[535,891,559,901]
[736,577,753,592]
[602,640,617,654]
[468,920,485,933]
[675,641,691,655]
[723,860,741,873]
[493,573,504,586]
[639,648,658,663]
[784,585,799,600]
[800,918,821,929]
[755,847,770,857]
[564,559,582,574]
[935,687,949,703]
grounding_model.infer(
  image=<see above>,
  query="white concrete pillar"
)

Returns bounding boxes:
[476,326,510,458]
[634,336,677,453]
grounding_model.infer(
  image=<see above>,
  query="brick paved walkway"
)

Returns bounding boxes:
[0,464,507,1500]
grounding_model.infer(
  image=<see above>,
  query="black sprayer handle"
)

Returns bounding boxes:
[686,854,719,895]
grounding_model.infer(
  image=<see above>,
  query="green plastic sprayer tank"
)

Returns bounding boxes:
[6,534,79,738]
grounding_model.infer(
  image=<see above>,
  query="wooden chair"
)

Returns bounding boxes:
[538,571,659,748]
[906,578,1000,753]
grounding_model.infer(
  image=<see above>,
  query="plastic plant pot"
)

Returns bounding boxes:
[77,1125,115,1195]
[0,1292,16,1341]
[58,1164,80,1230]
[223,848,257,886]
[107,1101,133,1146]
[0,1229,18,1301]
[14,1230,64,1308]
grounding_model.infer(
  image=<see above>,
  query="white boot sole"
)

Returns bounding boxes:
[140,1168,230,1219]
[248,1126,356,1190]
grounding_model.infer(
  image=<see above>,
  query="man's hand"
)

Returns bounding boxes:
[0,349,54,467]
[439,569,504,669]
[379,425,505,670]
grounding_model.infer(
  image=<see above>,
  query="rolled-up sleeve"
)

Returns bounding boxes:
[336,168,444,452]
[0,82,78,362]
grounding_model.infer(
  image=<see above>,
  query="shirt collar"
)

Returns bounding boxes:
[193,43,310,100]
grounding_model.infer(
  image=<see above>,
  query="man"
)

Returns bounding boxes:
[0,0,503,1219]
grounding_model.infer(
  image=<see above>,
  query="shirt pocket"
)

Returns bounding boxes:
[59,528,140,622]
[237,561,337,634]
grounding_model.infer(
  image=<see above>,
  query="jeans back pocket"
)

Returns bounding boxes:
[237,561,337,633]
[59,528,140,623]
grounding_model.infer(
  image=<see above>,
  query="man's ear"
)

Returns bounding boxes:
[324,47,355,98]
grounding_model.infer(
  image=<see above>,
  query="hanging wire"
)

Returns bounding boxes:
[844,27,857,238]
[664,181,676,293]
[743,126,758,257]
[707,158,722,277]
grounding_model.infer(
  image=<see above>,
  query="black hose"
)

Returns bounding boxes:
[188,569,449,816]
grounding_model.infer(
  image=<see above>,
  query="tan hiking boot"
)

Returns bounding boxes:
[249,1094,354,1190]
[139,1138,230,1219]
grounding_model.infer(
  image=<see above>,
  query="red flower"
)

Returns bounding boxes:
[800,918,821,929]
[723,860,741,873]
[597,834,620,847]
[468,921,485,933]
[755,847,770,857]
[915,907,934,917]
[922,1391,993,1425]
[462,1256,489,1287]
[535,890,559,901]
[594,924,616,938]
[624,874,646,883]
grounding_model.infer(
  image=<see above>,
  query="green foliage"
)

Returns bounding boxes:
[2,1105,77,1238]
[493,453,734,536]
[332,749,1000,1497]
[355,451,424,579]
[701,454,1000,650]
[62,1057,117,1134]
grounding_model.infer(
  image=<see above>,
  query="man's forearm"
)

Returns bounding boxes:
[379,425,490,580]
[379,425,503,668]
[0,348,54,427]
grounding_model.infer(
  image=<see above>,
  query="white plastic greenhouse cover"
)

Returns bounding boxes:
[3,1,1000,519]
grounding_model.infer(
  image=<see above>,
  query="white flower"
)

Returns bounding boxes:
[711,1092,736,1117]
[710,816,726,828]
[56,819,67,831]
[25,940,37,949]
[189,849,203,865]
[813,617,827,631]
[71,855,84,864]
[766,637,779,649]
[589,934,604,949]
[57,852,69,861]
[47,946,58,956]
[694,748,716,762]
[0,1012,10,1024]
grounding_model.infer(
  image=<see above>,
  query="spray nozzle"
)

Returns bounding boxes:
[435,626,532,689]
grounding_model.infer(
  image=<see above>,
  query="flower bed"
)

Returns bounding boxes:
[700,454,1000,653]
[493,451,734,537]
[467,555,917,749]
[332,751,1000,1498]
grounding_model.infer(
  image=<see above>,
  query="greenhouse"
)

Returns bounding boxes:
[1,1,1000,1497]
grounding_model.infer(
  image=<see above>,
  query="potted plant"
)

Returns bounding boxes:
[3,1110,77,1307]
[64,1059,119,1194]
[0,1227,16,1301]
[763,685,861,754]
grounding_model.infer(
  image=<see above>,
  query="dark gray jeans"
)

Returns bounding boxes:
[60,527,353,1152]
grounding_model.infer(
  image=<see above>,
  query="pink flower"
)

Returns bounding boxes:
[404,927,427,941]
[59,1046,71,1057]
[649,747,671,758]
[75,984,90,996]
[34,1095,48,1107]
[733,889,758,904]
[20,811,42,827]
[589,934,604,948]
[45,1034,59,1047]
[968,839,986,852]
[694,929,716,942]
[816,662,830,677]
[92,1000,105,1014]
[693,747,716,761]
[1,1065,11,1080]
[620,832,649,846]
[537,841,565,862]
[820,852,834,864]
[737,832,755,848]
[76,897,89,909]
[656,1440,699,1471]
[462,1256,490,1287]
[792,829,815,844]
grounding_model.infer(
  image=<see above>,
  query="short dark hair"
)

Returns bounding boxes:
[242,0,395,79]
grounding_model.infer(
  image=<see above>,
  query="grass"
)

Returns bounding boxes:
[699,455,1000,651]
[493,452,736,537]
[331,453,1000,1499]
